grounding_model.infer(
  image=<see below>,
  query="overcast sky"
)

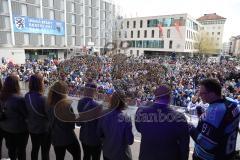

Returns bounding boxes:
[114,0,240,42]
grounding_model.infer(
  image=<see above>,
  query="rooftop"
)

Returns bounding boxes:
[197,13,226,21]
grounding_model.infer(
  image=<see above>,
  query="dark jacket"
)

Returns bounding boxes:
[0,95,28,133]
[98,109,134,160]
[25,92,49,134]
[135,103,190,160]
[48,103,78,146]
[77,97,102,146]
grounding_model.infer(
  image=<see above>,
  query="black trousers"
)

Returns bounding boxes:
[103,156,110,160]
[54,142,81,160]
[4,131,29,160]
[82,143,102,160]
[0,128,5,158]
[30,132,51,160]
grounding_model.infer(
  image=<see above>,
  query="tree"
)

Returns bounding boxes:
[196,31,219,56]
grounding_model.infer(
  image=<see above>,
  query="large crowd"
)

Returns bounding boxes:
[0,54,240,160]
[1,54,240,109]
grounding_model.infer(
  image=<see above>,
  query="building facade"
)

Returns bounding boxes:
[0,0,115,64]
[117,13,226,57]
[222,42,230,54]
[117,13,201,57]
[229,35,240,56]
[197,13,226,53]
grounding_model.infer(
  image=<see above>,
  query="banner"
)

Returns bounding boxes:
[157,24,163,37]
[13,16,65,36]
[174,20,182,38]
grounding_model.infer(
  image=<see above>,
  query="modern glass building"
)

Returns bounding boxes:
[117,13,226,57]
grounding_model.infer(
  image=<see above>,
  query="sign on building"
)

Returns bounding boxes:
[13,16,65,36]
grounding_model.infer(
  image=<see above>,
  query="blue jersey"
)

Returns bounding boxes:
[190,99,240,160]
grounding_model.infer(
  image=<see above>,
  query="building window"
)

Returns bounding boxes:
[127,21,129,28]
[131,31,133,38]
[71,2,75,11]
[140,20,143,28]
[151,30,154,38]
[212,32,214,36]
[24,34,29,45]
[144,30,147,38]
[147,19,159,27]
[137,50,139,56]
[119,31,121,38]
[179,17,183,24]
[72,15,76,24]
[137,30,140,38]
[72,26,76,34]
[136,41,142,47]
[21,4,27,16]
[49,0,54,7]
[133,21,136,28]
[169,40,173,49]
[121,22,123,29]
[124,31,127,38]
[217,32,220,35]
[167,29,170,38]
[142,40,164,48]
[171,18,174,25]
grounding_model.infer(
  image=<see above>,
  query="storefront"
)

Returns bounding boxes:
[25,49,59,60]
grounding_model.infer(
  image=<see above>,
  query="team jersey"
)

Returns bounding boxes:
[190,98,240,160]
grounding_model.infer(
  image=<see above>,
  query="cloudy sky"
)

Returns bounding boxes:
[114,0,240,42]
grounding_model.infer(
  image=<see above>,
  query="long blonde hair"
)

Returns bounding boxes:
[47,81,68,107]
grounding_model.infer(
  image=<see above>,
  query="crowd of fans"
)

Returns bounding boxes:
[0,54,240,160]
[1,54,240,110]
